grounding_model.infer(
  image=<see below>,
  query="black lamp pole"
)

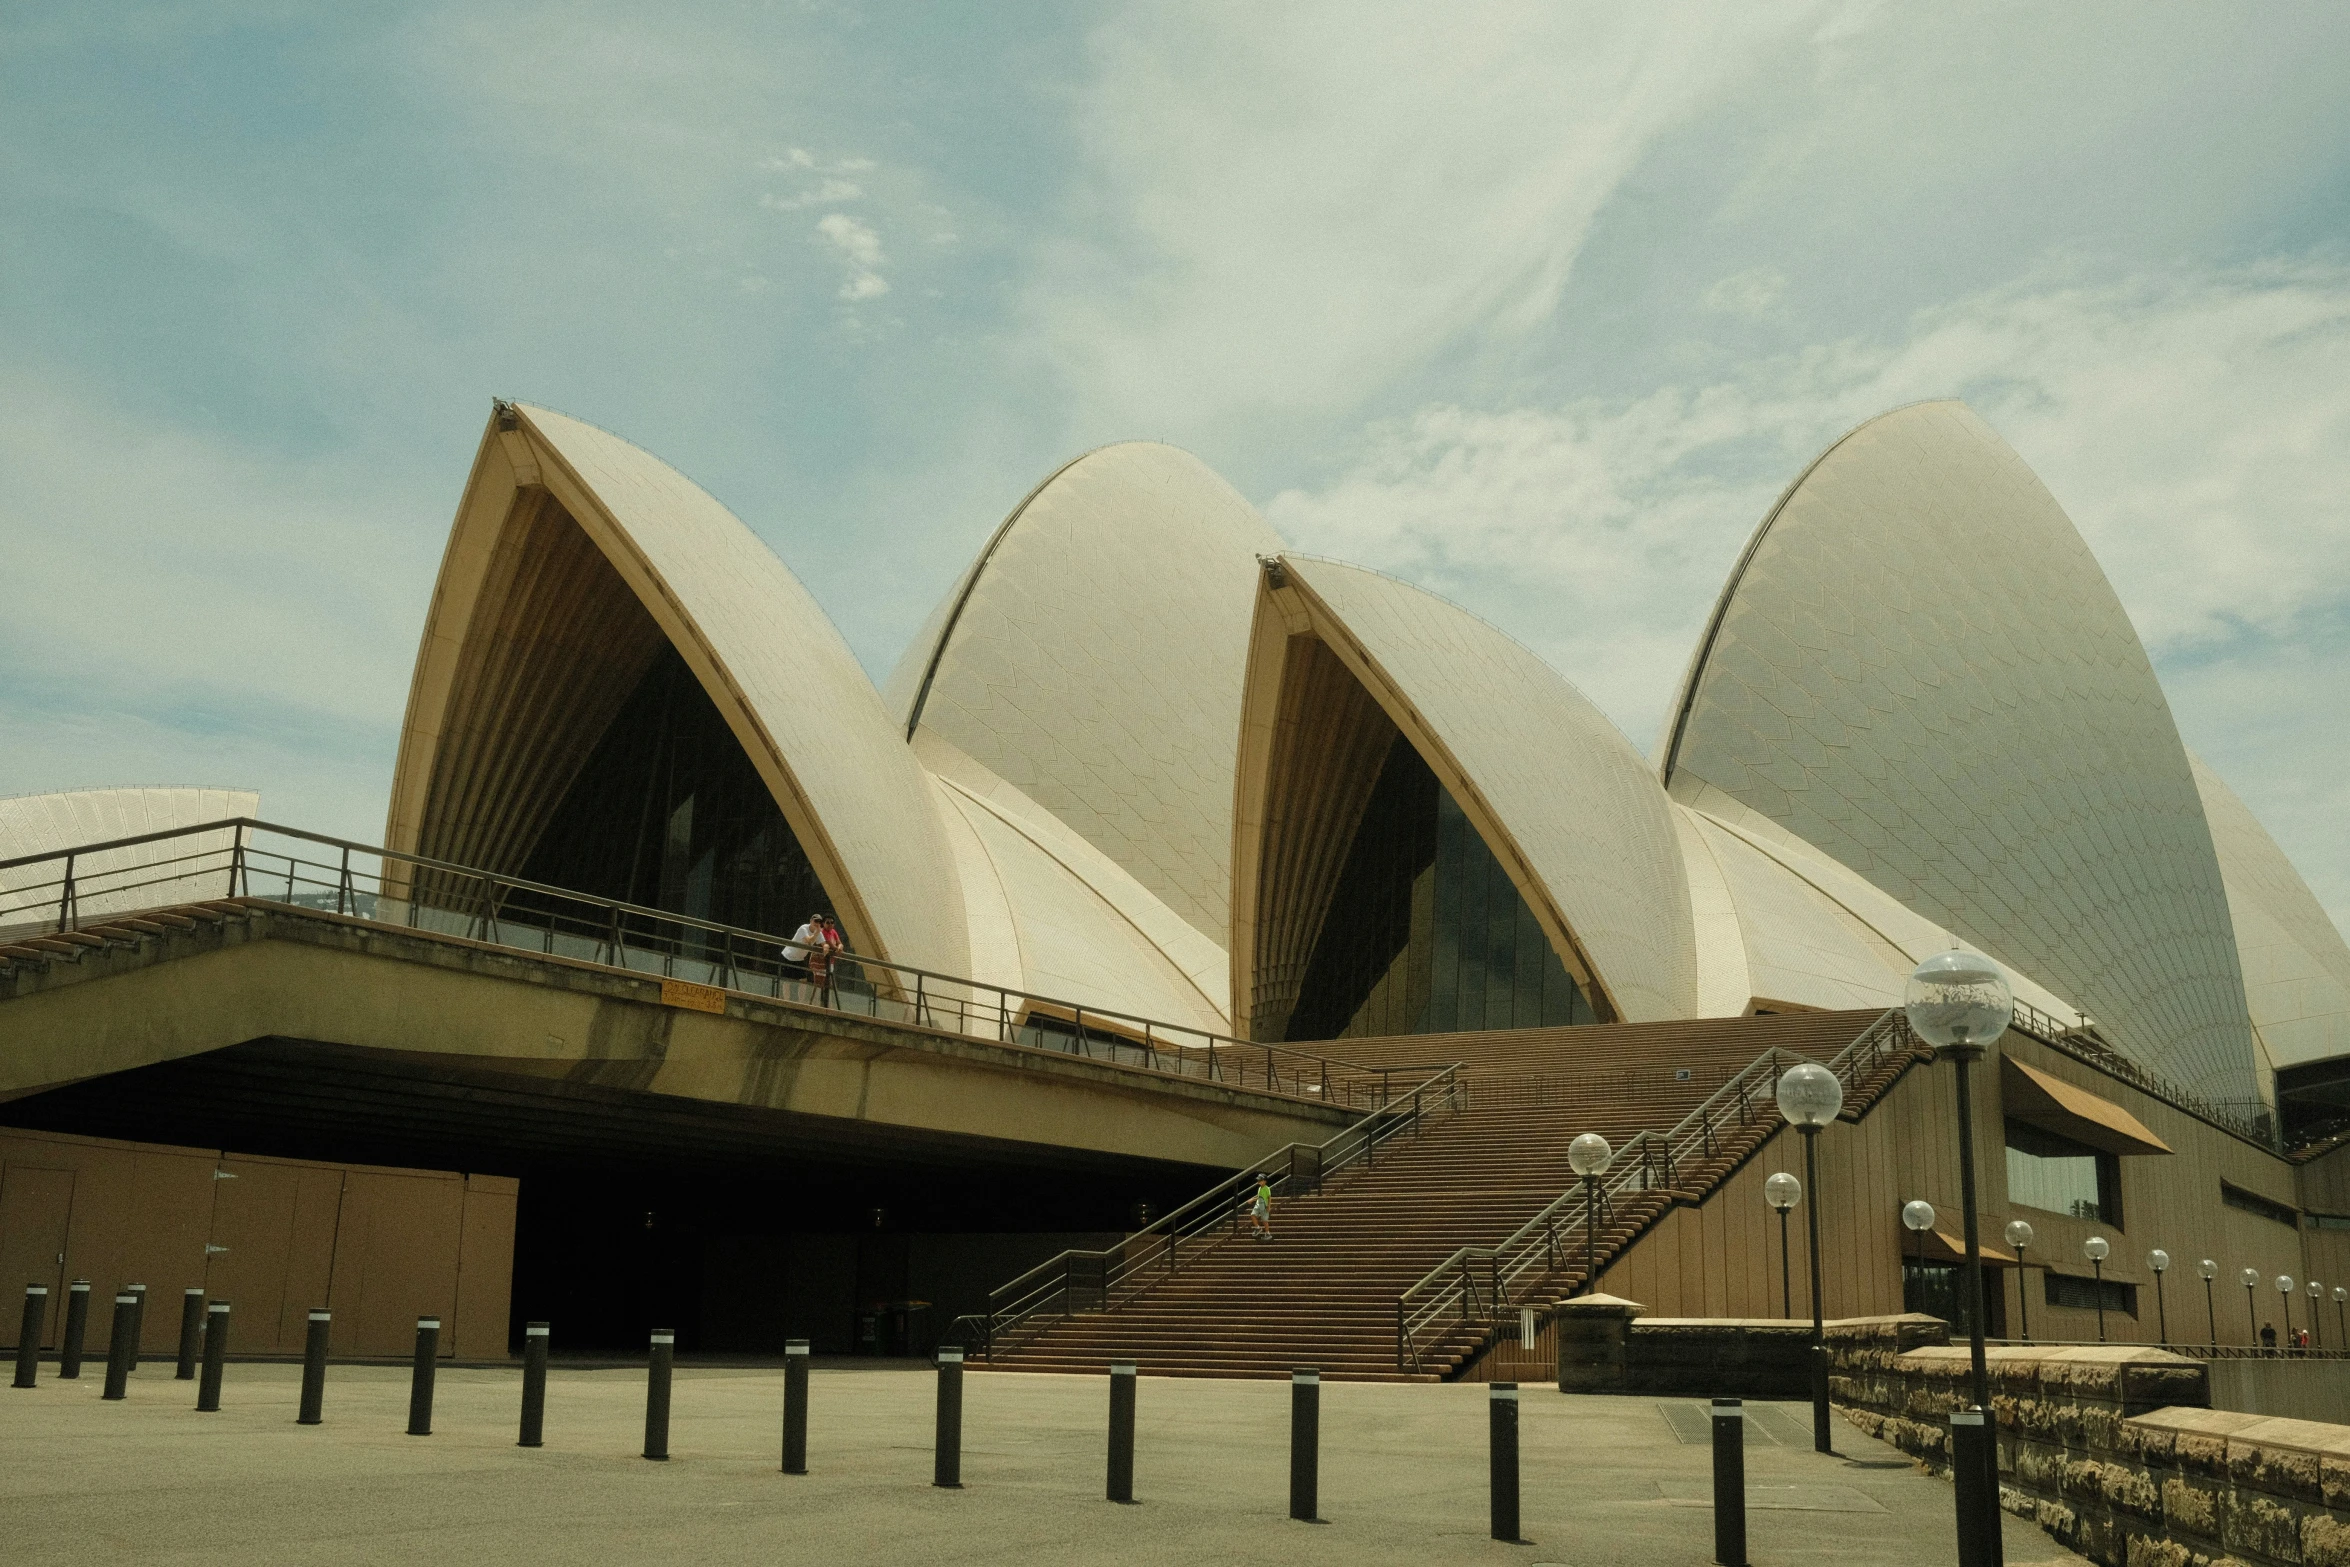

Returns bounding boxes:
[1800,1124,1828,1454]
[2204,1273,2216,1346]
[1778,1206,1793,1319]
[1582,1174,1598,1297]
[1947,1038,2001,1567]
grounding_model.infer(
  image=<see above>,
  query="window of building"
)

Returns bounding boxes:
[2305,1213,2350,1232]
[1282,735,1595,1040]
[2044,1271,2137,1317]
[1903,1261,2004,1338]
[2004,1119,2122,1225]
[2222,1183,2299,1228]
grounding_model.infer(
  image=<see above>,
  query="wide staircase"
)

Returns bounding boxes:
[970,1009,1926,1381]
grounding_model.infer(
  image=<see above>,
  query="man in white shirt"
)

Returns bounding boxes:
[781,913,822,991]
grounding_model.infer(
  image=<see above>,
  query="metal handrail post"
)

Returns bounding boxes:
[59,851,76,932]
[337,846,351,916]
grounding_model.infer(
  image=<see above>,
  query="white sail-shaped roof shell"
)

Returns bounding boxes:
[2190,754,2350,1075]
[387,404,967,975]
[888,442,1281,947]
[1661,399,2255,1106]
[0,787,259,924]
[1260,555,1698,1024]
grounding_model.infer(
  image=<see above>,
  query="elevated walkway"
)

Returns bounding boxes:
[0,823,1363,1177]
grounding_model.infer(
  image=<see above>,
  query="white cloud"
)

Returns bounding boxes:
[1032,1,1831,440]
[817,211,889,301]
[1704,268,1788,318]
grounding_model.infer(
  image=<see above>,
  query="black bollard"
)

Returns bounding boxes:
[1712,1399,1748,1567]
[59,1281,90,1379]
[125,1283,146,1372]
[100,1293,136,1400]
[643,1329,674,1461]
[175,1288,205,1380]
[1289,1367,1320,1522]
[518,1321,548,1448]
[1951,1407,1997,1567]
[195,1301,229,1411]
[1490,1382,1522,1543]
[297,1309,331,1425]
[781,1338,808,1474]
[1107,1360,1137,1503]
[12,1284,47,1388]
[407,1316,440,1436]
[933,1347,965,1489]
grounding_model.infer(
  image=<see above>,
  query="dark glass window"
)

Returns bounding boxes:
[2004,1119,2122,1225]
[2045,1272,2137,1317]
[519,646,831,939]
[1283,735,1596,1041]
[2224,1183,2300,1228]
[1902,1261,2004,1338]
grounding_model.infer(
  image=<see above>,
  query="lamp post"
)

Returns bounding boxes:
[2310,1280,2325,1351]
[1906,950,2014,1567]
[1775,1061,1843,1455]
[2244,1268,2261,1345]
[2278,1275,2296,1353]
[2199,1260,2218,1346]
[2083,1237,2112,1343]
[2149,1251,2170,1345]
[1765,1173,1802,1319]
[2005,1220,2035,1343]
[1902,1200,1937,1314]
[1568,1133,1613,1297]
[2334,1287,2345,1349]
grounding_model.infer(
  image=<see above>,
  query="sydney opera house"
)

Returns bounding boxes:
[4,394,2347,1367]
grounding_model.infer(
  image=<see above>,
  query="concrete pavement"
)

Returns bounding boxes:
[2,1360,2080,1566]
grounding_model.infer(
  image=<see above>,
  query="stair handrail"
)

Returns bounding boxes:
[948,1061,1467,1360]
[1394,1008,1918,1372]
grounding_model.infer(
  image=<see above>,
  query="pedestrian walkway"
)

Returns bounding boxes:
[4,1363,2081,1565]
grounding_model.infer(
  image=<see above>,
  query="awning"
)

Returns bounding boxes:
[2002,1055,2173,1157]
[1899,1226,2022,1267]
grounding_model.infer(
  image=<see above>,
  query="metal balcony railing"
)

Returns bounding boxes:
[0,817,1373,1104]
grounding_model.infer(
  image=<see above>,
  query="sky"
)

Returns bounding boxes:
[2,2,2346,934]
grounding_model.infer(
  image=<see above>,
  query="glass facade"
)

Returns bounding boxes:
[520,646,832,939]
[1282,735,1596,1041]
[1902,1261,2004,1338]
[2004,1118,2122,1225]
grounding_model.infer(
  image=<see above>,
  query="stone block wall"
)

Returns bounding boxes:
[1828,1314,2350,1567]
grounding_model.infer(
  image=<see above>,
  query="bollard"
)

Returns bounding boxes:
[1107,1360,1137,1503]
[933,1347,965,1489]
[1951,1407,1997,1567]
[195,1301,229,1412]
[1490,1382,1522,1543]
[643,1329,674,1461]
[1289,1367,1320,1522]
[780,1339,808,1474]
[518,1321,549,1448]
[175,1288,206,1380]
[407,1317,440,1436]
[12,1284,47,1388]
[100,1293,137,1400]
[1712,1399,1748,1567]
[297,1309,331,1425]
[125,1283,147,1372]
[60,1281,90,1379]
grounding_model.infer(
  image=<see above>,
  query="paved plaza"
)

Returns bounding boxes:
[2,1360,2080,1566]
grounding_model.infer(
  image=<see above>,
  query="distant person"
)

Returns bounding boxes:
[1250,1173,1273,1240]
[806,913,836,1001]
[2261,1322,2277,1353]
[781,912,822,991]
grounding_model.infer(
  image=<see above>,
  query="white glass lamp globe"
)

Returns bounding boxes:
[2312,1280,2325,1300]
[1764,1172,1801,1211]
[1568,1132,1614,1178]
[2150,1250,2170,1274]
[2277,1275,2296,1295]
[2335,1287,2346,1305]
[2083,1236,2111,1262]
[1776,1062,1844,1127]
[2004,1219,2035,1251]
[2244,1268,2261,1288]
[1902,1200,1937,1232]
[2199,1259,2218,1280]
[1905,951,2015,1053]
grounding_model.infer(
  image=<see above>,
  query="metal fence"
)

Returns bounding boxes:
[0,816,1366,1103]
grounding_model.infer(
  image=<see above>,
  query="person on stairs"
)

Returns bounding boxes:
[1250,1173,1274,1240]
